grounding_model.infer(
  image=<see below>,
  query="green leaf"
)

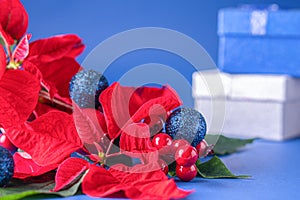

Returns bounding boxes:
[167,161,177,177]
[0,174,84,200]
[196,156,249,179]
[205,135,255,155]
[168,171,176,177]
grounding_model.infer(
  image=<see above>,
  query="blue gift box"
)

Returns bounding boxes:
[218,5,300,76]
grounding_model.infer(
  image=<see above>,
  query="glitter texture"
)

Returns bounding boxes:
[0,146,14,187]
[69,69,108,109]
[165,107,206,147]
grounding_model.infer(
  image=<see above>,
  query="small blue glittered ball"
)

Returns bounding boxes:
[0,146,14,187]
[165,107,206,147]
[69,69,109,109]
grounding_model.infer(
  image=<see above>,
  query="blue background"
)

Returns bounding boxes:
[22,0,300,63]
[22,0,300,106]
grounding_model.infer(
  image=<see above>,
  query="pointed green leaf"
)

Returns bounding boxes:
[196,156,249,179]
[0,174,84,200]
[205,135,255,155]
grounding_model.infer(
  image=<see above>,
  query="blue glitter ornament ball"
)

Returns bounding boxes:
[69,69,108,109]
[165,107,206,147]
[0,146,14,187]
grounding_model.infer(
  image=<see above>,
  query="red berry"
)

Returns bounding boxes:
[152,133,172,150]
[158,159,169,174]
[0,133,17,152]
[175,145,198,167]
[196,140,209,158]
[176,164,197,182]
[172,139,189,149]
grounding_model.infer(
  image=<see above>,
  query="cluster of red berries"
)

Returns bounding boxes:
[152,133,211,182]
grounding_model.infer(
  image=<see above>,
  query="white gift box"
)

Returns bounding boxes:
[192,70,300,140]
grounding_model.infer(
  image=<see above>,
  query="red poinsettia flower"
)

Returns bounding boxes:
[0,0,84,178]
[75,82,182,158]
[50,82,187,198]
[1,0,84,117]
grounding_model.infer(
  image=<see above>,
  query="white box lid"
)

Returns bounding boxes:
[192,70,300,102]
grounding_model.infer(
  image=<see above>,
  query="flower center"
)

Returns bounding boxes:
[6,61,21,70]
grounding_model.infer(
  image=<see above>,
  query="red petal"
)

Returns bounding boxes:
[0,25,14,51]
[130,85,182,123]
[128,86,174,114]
[13,152,58,179]
[12,34,31,62]
[100,83,182,139]
[119,123,154,153]
[83,163,192,199]
[33,102,68,118]
[137,179,193,199]
[0,0,28,40]
[82,165,128,198]
[0,70,40,129]
[6,111,83,165]
[0,46,5,79]
[109,164,192,199]
[33,57,81,99]
[96,110,108,134]
[28,34,84,63]
[22,60,55,101]
[54,157,89,192]
[109,163,165,180]
[22,60,74,105]
[73,106,105,145]
[100,82,135,139]
[22,60,43,81]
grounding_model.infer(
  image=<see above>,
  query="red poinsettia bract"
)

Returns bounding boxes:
[0,0,28,41]
[55,82,189,198]
[99,82,182,139]
[0,48,40,130]
[54,158,192,199]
